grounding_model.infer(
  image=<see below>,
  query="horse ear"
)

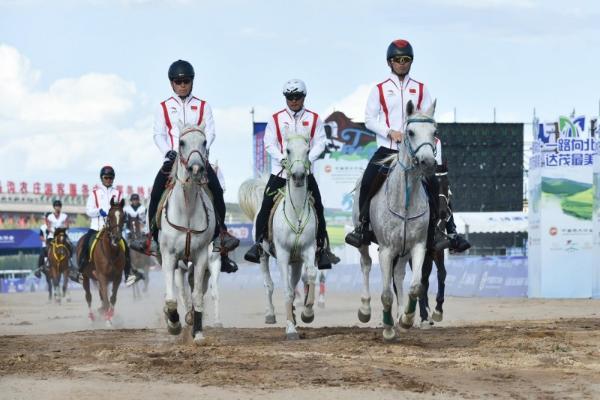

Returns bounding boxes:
[110,197,115,206]
[119,198,125,208]
[406,100,415,117]
[424,99,437,117]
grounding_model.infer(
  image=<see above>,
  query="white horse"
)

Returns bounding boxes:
[239,130,318,340]
[352,100,437,340]
[159,122,216,343]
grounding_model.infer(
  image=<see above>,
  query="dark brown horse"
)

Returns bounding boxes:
[419,164,450,325]
[48,228,71,304]
[77,198,126,325]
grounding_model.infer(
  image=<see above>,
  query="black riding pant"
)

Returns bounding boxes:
[254,174,286,242]
[422,174,440,250]
[358,147,397,223]
[78,229,98,271]
[148,161,227,241]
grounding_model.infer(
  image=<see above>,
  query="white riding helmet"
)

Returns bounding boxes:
[282,79,307,96]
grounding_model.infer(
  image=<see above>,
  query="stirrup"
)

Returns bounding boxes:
[345,229,364,248]
[243,243,262,264]
[214,231,240,252]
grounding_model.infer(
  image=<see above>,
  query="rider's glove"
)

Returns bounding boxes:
[165,150,177,162]
[99,209,108,217]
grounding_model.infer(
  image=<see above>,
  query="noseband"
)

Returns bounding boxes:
[178,128,208,170]
[402,117,437,165]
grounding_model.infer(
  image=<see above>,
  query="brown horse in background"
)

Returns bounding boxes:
[48,228,71,304]
[77,198,126,325]
[126,215,153,296]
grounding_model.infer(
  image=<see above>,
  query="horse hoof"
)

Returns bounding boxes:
[265,314,276,324]
[432,310,443,322]
[382,326,396,341]
[286,332,300,340]
[213,322,223,328]
[301,311,314,324]
[167,321,182,335]
[400,313,415,329]
[193,332,205,344]
[357,309,371,323]
[419,320,433,329]
[185,311,193,326]
[105,320,113,328]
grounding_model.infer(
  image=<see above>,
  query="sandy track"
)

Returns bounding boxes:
[2,278,600,399]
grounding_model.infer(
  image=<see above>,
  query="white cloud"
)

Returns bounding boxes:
[323,83,373,122]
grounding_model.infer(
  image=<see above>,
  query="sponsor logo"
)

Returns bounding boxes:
[549,227,558,236]
[324,165,332,173]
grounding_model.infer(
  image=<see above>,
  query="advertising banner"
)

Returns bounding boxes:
[528,115,598,298]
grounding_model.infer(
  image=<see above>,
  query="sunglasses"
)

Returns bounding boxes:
[285,93,305,101]
[102,176,114,180]
[173,78,192,86]
[391,56,413,65]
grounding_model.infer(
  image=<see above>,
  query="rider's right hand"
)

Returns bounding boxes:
[389,130,403,142]
[99,209,108,217]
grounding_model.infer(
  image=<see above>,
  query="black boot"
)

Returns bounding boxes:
[345,220,369,248]
[446,214,471,252]
[220,254,238,273]
[316,248,332,270]
[244,242,262,264]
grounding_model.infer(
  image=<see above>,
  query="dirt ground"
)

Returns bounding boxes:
[1,274,600,399]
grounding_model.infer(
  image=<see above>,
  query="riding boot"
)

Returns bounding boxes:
[244,239,263,264]
[213,228,240,253]
[124,245,144,287]
[446,212,471,252]
[220,253,239,273]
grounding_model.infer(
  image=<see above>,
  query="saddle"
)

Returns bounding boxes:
[154,180,213,231]
[87,230,126,263]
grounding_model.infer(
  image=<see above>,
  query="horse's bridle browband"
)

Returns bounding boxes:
[402,116,437,161]
[178,127,209,172]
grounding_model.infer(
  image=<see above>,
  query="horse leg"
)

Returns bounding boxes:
[260,252,276,324]
[83,276,95,322]
[278,252,298,340]
[317,270,326,309]
[393,257,412,329]
[98,275,112,325]
[418,253,434,325]
[191,248,209,343]
[358,244,372,323]
[209,252,222,328]
[46,273,52,302]
[108,271,122,324]
[174,265,190,325]
[432,253,446,322]
[162,252,182,335]
[143,264,150,293]
[378,247,396,340]
[401,243,427,329]
[52,273,61,304]
[300,248,317,324]
[62,269,70,302]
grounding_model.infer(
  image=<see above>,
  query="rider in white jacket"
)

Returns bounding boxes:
[244,79,339,268]
[130,60,239,273]
[71,166,144,286]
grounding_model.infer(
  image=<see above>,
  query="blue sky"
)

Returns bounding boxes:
[1,0,599,201]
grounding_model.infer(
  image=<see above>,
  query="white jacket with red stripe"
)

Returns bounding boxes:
[365,74,433,150]
[264,106,326,178]
[153,93,215,159]
[86,185,123,231]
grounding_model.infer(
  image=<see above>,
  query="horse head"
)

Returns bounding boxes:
[284,128,311,188]
[404,99,437,176]
[176,122,209,182]
[108,198,126,247]
[54,228,67,244]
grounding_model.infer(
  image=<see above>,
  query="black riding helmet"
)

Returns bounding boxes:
[53,199,62,207]
[99,165,115,179]
[168,60,195,81]
[386,39,414,60]
[130,193,140,201]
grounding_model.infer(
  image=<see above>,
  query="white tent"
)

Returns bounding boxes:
[453,211,527,234]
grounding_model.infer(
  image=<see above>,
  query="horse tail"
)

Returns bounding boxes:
[238,176,267,221]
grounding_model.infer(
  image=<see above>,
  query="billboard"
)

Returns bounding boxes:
[528,115,599,298]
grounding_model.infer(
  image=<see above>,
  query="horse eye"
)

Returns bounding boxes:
[180,140,185,147]
[203,140,207,147]
[286,148,290,154]
[408,130,415,137]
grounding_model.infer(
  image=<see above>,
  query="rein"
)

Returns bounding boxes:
[164,128,211,263]
[384,116,437,256]
[280,136,313,259]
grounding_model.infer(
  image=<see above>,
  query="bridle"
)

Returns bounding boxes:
[400,116,437,167]
[177,127,209,181]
